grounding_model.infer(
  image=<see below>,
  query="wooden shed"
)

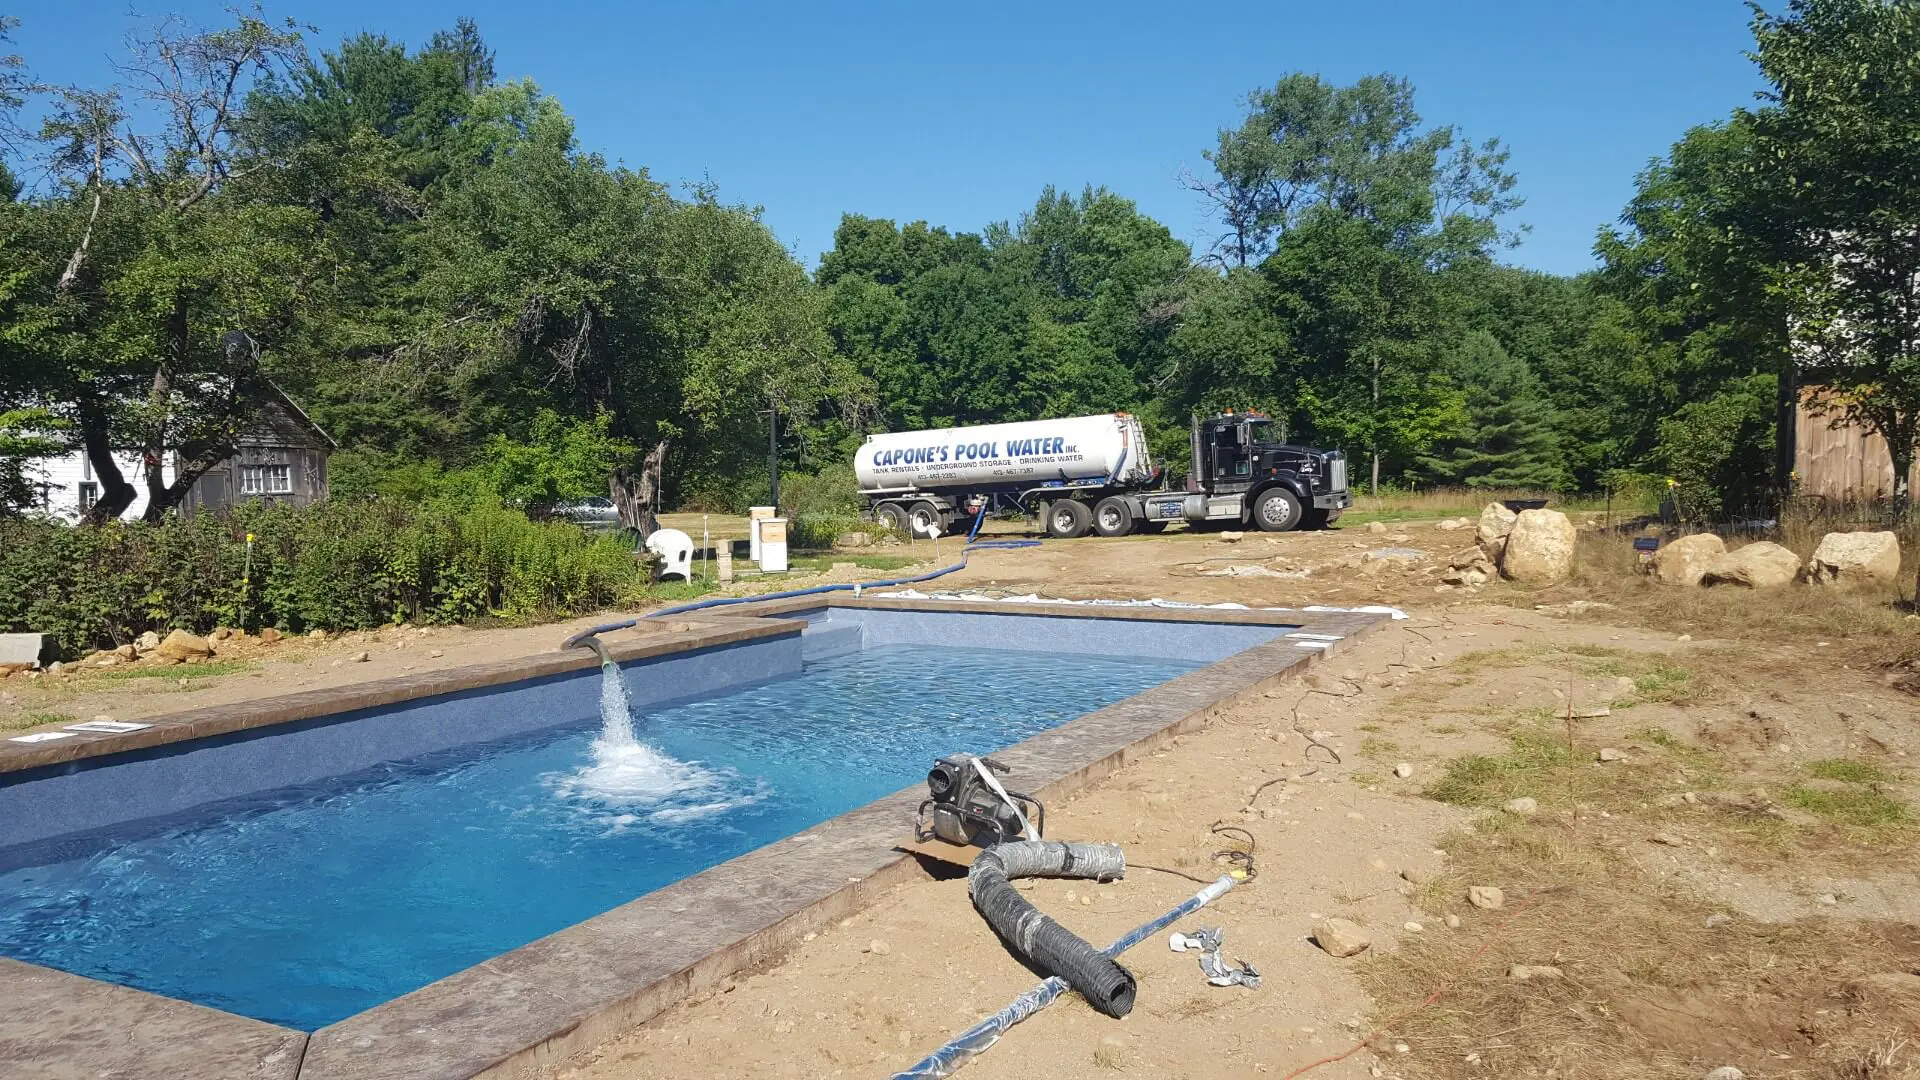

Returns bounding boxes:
[1793,388,1920,501]
[178,383,336,516]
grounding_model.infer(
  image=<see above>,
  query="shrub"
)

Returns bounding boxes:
[0,497,653,658]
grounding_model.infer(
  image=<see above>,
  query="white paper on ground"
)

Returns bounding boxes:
[9,731,76,743]
[65,720,153,734]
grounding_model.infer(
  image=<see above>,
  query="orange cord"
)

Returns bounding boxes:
[1279,887,1547,1080]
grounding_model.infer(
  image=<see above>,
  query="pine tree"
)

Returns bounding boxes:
[1421,332,1570,490]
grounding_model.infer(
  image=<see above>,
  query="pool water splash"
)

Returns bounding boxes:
[547,657,756,822]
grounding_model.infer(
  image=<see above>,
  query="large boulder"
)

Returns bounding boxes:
[1805,531,1902,585]
[1501,509,1577,584]
[1476,502,1519,561]
[1650,533,1725,587]
[1703,541,1799,589]
[156,629,214,661]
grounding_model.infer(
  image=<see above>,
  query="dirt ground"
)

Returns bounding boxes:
[9,516,1920,1078]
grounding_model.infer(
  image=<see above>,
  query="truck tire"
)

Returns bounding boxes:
[875,502,909,533]
[1092,497,1135,537]
[908,501,944,538]
[1252,487,1303,532]
[1045,499,1093,539]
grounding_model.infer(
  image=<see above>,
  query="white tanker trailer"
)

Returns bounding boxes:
[856,411,1351,538]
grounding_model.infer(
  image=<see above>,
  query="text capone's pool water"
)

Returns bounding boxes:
[0,644,1196,1030]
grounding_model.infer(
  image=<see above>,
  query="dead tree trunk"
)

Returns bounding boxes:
[611,437,668,538]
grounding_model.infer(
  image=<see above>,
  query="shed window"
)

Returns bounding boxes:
[241,463,292,495]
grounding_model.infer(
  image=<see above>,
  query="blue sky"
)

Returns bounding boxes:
[11,1,1764,275]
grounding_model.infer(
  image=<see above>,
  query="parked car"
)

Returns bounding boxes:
[556,496,620,530]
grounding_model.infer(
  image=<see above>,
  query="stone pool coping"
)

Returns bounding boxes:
[0,596,1387,1080]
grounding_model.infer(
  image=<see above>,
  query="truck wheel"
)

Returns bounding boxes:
[1252,488,1303,532]
[908,501,944,538]
[876,502,909,533]
[1045,499,1093,539]
[1092,497,1135,537]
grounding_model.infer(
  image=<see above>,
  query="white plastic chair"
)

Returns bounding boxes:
[644,528,694,581]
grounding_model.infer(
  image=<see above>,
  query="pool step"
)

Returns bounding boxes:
[798,619,864,661]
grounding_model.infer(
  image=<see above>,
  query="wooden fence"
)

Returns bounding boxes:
[1794,391,1920,501]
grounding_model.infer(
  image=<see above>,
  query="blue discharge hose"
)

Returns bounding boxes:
[561,507,1038,649]
[892,874,1239,1079]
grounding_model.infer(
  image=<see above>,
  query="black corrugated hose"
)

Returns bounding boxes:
[966,840,1136,1018]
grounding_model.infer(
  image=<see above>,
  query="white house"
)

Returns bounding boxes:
[28,452,177,523]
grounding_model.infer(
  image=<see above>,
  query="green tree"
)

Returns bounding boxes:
[1419,331,1569,489]
[1752,0,1920,499]
[1186,73,1521,491]
[27,12,319,523]
[1592,114,1786,513]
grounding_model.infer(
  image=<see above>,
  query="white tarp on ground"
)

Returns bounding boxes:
[867,589,1408,621]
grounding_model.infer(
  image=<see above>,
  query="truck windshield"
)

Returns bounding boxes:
[1245,419,1276,443]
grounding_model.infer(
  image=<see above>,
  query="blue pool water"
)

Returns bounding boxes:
[0,644,1197,1030]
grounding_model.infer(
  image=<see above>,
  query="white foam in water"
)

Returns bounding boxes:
[549,659,759,821]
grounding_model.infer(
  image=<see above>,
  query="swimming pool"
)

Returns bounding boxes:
[0,643,1196,1029]
[0,599,1384,1080]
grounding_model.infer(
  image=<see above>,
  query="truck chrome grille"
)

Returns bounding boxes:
[1329,457,1347,492]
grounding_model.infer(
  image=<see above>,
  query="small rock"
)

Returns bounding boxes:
[1394,762,1414,779]
[1312,917,1371,958]
[1399,867,1431,885]
[1219,531,1245,543]
[1705,1069,1746,1080]
[1597,747,1627,762]
[1815,893,1837,906]
[1682,791,1700,805]
[113,643,138,660]
[259,627,283,643]
[865,939,890,955]
[1508,964,1564,980]
[209,626,233,642]
[1705,913,1730,929]
[1502,797,1538,816]
[1468,886,1505,910]
[801,931,817,942]
[1394,1042,1411,1054]
[309,629,329,640]
[1652,832,1684,846]
[1403,921,1424,932]
[1080,895,1092,906]
[135,630,161,652]
[350,651,370,663]
[1444,913,1461,929]
[1366,521,1388,534]
[428,649,444,658]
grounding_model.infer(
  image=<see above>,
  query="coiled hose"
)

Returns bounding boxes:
[967,841,1136,1018]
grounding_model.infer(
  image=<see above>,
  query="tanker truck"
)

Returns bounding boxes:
[854,411,1351,538]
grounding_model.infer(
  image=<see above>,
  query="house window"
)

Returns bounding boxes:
[240,463,293,495]
[77,482,99,512]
